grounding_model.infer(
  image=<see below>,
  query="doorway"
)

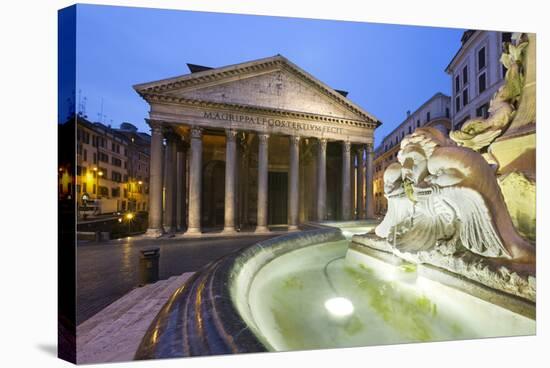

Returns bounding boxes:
[268,171,288,225]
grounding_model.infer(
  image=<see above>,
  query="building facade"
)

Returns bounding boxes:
[115,122,151,212]
[75,117,150,216]
[135,55,381,236]
[373,93,451,215]
[446,30,511,130]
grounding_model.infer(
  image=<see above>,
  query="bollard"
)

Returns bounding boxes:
[139,248,160,286]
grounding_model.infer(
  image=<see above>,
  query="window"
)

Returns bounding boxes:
[462,65,468,85]
[76,165,82,176]
[455,75,460,93]
[478,47,486,71]
[408,126,412,134]
[111,157,122,167]
[111,171,122,183]
[446,107,450,118]
[98,186,109,196]
[455,96,461,112]
[476,102,490,119]
[426,111,431,122]
[462,88,469,107]
[92,184,96,194]
[83,149,87,162]
[416,120,420,127]
[93,153,97,164]
[112,187,121,197]
[123,188,128,198]
[99,152,109,163]
[75,184,80,194]
[478,72,487,93]
[82,182,87,193]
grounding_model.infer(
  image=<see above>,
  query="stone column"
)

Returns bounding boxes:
[288,135,300,230]
[223,129,238,233]
[145,122,165,237]
[357,145,366,219]
[316,138,327,221]
[164,133,178,233]
[185,126,203,235]
[255,133,270,233]
[176,140,187,231]
[366,143,375,218]
[341,140,351,220]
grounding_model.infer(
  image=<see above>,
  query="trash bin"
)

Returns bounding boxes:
[139,248,160,286]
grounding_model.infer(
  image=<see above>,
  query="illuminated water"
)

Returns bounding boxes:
[247,238,535,351]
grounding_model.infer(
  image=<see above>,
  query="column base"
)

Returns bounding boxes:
[144,228,164,238]
[288,225,299,231]
[222,227,237,235]
[184,227,202,236]
[254,226,270,234]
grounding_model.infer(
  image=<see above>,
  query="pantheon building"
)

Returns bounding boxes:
[134,55,381,236]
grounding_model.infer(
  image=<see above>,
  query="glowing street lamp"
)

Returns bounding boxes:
[125,212,134,234]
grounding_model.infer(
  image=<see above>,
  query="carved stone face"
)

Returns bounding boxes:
[398,145,428,185]
[383,162,403,194]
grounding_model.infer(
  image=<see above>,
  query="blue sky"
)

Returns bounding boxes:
[72,4,465,145]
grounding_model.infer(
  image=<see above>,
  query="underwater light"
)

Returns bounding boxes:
[324,297,354,317]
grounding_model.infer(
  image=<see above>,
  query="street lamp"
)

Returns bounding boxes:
[126,212,134,234]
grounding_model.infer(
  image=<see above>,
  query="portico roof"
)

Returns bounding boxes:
[134,55,381,127]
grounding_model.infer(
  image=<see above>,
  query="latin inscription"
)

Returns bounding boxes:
[203,111,344,135]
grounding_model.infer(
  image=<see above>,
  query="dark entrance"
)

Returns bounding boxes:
[268,171,288,225]
[202,160,225,227]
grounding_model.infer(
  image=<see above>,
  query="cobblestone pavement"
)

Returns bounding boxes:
[77,233,278,325]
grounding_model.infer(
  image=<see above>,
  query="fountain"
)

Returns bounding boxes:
[134,34,536,360]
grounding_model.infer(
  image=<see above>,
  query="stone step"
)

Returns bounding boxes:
[77,272,193,364]
[77,276,179,347]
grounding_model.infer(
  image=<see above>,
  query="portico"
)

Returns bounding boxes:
[134,55,380,236]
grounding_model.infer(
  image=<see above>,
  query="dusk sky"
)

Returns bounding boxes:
[73,4,466,146]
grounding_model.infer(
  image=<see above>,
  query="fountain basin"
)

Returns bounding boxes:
[135,223,535,359]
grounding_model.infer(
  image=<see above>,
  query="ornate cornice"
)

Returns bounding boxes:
[141,92,378,130]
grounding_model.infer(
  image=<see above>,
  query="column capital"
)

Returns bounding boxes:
[289,135,301,147]
[343,140,352,153]
[190,126,203,139]
[318,138,328,151]
[226,128,238,142]
[366,142,374,153]
[258,133,270,144]
[147,120,164,135]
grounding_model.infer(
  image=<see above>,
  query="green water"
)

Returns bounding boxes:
[247,240,535,351]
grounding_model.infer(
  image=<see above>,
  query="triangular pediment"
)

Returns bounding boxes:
[134,55,379,124]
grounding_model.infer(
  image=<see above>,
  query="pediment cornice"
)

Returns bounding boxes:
[134,55,381,126]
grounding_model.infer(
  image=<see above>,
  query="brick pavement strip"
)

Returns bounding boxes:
[76,272,194,364]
